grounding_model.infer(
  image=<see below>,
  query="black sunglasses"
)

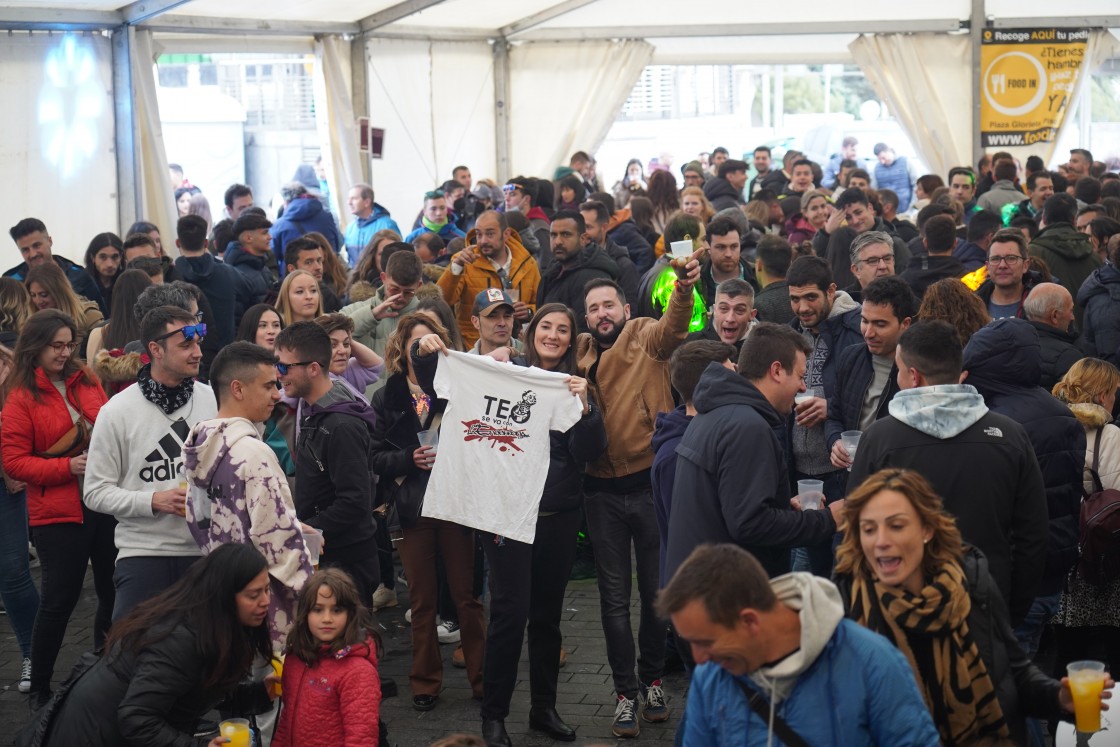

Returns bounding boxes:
[152,322,207,343]
[275,360,314,375]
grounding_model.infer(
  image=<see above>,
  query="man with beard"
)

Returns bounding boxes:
[576,252,701,737]
[437,210,539,348]
[536,210,621,328]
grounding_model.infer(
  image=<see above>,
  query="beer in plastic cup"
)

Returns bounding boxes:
[303,529,323,569]
[220,718,251,747]
[797,479,824,511]
[841,430,862,472]
[1067,660,1107,733]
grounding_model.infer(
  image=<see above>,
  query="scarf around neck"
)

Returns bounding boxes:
[421,216,448,233]
[848,562,1008,745]
[137,362,195,415]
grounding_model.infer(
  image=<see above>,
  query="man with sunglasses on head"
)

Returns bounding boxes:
[85,306,217,620]
[276,321,380,607]
[405,189,467,244]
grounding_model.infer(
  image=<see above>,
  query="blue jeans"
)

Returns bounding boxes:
[112,555,200,622]
[1014,592,1060,747]
[0,482,38,657]
[584,488,665,700]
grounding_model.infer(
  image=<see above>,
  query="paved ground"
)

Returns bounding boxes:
[0,568,688,746]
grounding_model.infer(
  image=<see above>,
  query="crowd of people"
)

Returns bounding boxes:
[1,140,1119,746]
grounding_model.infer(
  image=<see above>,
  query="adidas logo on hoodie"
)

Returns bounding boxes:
[139,419,191,483]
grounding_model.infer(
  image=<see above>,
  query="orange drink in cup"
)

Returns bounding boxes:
[1067,660,1107,733]
[219,718,251,747]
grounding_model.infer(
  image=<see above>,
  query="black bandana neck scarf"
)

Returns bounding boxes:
[137,362,195,415]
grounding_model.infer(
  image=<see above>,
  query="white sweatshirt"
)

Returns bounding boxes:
[84,383,217,559]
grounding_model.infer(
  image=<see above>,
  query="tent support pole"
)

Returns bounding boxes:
[112,26,139,233]
[494,38,511,183]
[351,36,371,183]
[971,0,985,165]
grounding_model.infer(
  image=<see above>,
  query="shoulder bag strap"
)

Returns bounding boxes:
[732,678,811,747]
[1089,427,1105,494]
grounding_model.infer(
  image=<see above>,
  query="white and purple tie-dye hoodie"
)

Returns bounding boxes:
[184,416,313,653]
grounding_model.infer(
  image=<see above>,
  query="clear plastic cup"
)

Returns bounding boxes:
[506,288,520,302]
[797,479,824,511]
[1067,660,1108,733]
[417,429,439,452]
[841,430,863,472]
[302,529,323,568]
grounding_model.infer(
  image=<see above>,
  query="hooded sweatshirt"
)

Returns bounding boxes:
[294,381,379,557]
[651,405,692,586]
[1029,222,1101,329]
[668,364,836,579]
[183,417,313,652]
[791,290,862,476]
[271,195,343,274]
[850,383,1049,623]
[681,573,940,746]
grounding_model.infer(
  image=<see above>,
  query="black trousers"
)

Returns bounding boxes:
[30,506,117,694]
[481,509,581,720]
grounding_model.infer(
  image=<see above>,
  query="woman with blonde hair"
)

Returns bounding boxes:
[275,269,323,326]
[0,277,31,343]
[918,278,991,346]
[835,468,1103,745]
[24,262,103,358]
[679,186,715,225]
[1051,358,1120,680]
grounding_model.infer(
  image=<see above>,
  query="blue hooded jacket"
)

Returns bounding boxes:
[651,405,692,586]
[342,204,400,268]
[270,196,343,276]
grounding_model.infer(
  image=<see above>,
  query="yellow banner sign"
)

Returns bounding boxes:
[980,28,1089,148]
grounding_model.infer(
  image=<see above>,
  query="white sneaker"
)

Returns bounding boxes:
[437,619,461,644]
[404,608,412,624]
[371,584,398,610]
[19,658,31,693]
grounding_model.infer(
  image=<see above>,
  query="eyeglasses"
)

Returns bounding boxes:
[47,341,79,354]
[424,190,444,200]
[274,360,314,375]
[987,255,1025,267]
[859,254,894,267]
[152,323,207,344]
[194,310,204,322]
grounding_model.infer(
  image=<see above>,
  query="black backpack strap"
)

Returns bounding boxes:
[1089,427,1105,495]
[733,678,811,747]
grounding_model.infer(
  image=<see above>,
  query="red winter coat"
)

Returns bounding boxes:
[1,367,106,526]
[272,637,380,747]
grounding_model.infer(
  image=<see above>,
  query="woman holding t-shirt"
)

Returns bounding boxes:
[415,302,607,745]
[369,313,486,713]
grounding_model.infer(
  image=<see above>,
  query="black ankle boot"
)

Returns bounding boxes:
[481,717,512,747]
[529,705,577,741]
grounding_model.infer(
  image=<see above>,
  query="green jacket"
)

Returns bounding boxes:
[1028,222,1101,330]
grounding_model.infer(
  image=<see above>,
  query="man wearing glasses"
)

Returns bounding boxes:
[845,230,896,303]
[275,322,380,607]
[85,306,217,620]
[975,229,1044,320]
[405,189,467,244]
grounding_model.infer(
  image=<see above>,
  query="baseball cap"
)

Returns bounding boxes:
[472,288,515,317]
[231,213,272,237]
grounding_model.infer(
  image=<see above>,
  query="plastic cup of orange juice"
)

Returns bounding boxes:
[1067,660,1108,733]
[219,718,251,747]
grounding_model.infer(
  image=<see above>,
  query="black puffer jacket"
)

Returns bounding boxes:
[537,245,621,329]
[1028,320,1086,392]
[31,621,267,747]
[702,176,744,213]
[836,547,1062,747]
[1077,261,1120,363]
[962,318,1086,594]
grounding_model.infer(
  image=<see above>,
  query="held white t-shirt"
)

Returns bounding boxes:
[421,351,583,543]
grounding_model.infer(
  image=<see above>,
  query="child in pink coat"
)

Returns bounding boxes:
[272,569,382,747]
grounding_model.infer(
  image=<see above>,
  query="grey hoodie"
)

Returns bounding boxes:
[887,383,989,439]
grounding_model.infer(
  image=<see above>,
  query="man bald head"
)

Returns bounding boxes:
[1023,282,1075,332]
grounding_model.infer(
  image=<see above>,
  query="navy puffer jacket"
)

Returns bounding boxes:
[962,318,1086,593]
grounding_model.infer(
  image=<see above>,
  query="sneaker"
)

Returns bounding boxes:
[396,569,409,588]
[437,620,461,644]
[18,658,31,694]
[640,679,669,722]
[371,584,398,610]
[612,694,640,738]
[451,644,465,668]
[404,608,412,624]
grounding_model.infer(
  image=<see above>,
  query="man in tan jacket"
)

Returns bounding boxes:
[575,251,700,737]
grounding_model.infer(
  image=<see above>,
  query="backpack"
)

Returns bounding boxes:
[1078,428,1120,585]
